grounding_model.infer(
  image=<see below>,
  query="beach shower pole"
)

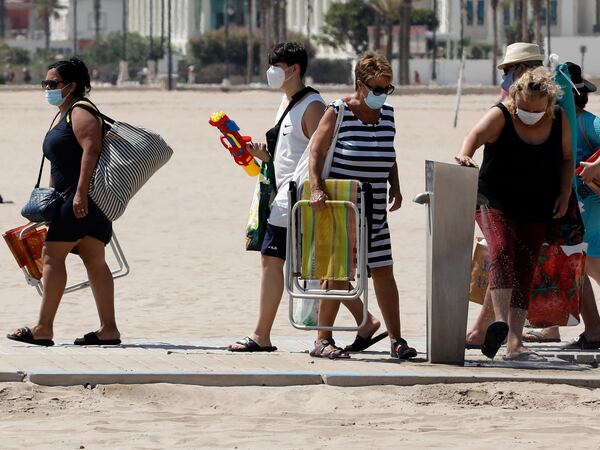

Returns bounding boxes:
[414,161,478,365]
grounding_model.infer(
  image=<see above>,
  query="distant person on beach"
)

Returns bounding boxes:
[309,52,417,360]
[455,68,573,362]
[4,64,15,84]
[187,65,196,84]
[523,63,600,349]
[7,58,121,347]
[228,43,384,356]
[22,67,32,84]
[413,70,421,85]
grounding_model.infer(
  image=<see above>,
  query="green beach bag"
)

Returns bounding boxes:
[245,160,276,251]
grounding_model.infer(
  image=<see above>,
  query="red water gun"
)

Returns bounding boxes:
[209,112,261,176]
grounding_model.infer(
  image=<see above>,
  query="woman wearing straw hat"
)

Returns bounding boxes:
[497,42,544,98]
[464,42,544,349]
[456,67,573,362]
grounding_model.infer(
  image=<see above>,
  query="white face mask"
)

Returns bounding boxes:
[516,107,545,125]
[266,65,292,89]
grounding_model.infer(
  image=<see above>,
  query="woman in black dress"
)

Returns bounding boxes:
[8,58,120,346]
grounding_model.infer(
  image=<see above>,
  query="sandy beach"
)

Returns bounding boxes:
[1,89,600,448]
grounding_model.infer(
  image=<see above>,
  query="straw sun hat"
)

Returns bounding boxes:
[497,43,544,70]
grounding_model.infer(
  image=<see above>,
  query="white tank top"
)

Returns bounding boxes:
[268,91,325,228]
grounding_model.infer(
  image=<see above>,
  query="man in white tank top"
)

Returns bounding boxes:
[228,43,326,352]
[229,43,386,354]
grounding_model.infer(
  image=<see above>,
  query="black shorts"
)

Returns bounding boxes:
[46,193,112,251]
[260,223,287,260]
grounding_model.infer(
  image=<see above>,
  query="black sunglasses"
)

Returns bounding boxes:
[41,79,63,89]
[366,82,395,96]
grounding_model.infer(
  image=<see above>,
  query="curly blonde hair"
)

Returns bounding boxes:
[508,67,563,120]
[354,51,393,87]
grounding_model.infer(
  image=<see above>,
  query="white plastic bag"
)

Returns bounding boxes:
[292,280,320,326]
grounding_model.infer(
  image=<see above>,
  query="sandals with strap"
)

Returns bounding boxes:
[228,336,277,352]
[390,338,417,359]
[310,338,350,359]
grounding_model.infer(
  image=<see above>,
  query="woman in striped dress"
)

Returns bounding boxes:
[308,52,417,360]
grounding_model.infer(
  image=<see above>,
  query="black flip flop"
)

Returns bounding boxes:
[562,333,600,350]
[345,331,389,352]
[481,321,509,359]
[74,331,121,346]
[7,327,54,347]
[228,336,277,352]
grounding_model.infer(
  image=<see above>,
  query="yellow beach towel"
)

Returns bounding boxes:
[299,179,359,281]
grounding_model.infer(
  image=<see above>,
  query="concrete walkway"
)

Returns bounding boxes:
[0,336,598,388]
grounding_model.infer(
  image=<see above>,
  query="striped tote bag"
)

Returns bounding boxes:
[72,103,173,221]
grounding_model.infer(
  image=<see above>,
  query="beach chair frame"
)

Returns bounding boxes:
[17,222,130,296]
[286,180,369,332]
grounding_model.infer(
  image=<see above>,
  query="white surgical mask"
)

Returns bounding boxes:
[516,107,545,125]
[266,65,292,89]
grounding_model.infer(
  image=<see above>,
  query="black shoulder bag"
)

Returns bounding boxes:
[21,112,66,223]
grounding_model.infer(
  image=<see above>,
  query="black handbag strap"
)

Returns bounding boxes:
[275,86,319,130]
[67,100,115,127]
[35,111,61,188]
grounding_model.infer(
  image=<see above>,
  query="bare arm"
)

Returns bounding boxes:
[553,112,574,218]
[455,107,505,167]
[388,162,402,212]
[71,107,103,218]
[309,107,337,211]
[301,100,326,139]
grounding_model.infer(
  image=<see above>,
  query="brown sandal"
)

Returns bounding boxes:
[310,338,350,359]
[390,338,417,359]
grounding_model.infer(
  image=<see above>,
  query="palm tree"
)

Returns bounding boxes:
[37,0,66,52]
[73,0,78,53]
[278,0,287,42]
[373,11,382,51]
[532,0,543,48]
[246,0,254,83]
[272,0,280,42]
[520,0,527,42]
[369,0,402,63]
[259,0,270,82]
[491,0,499,85]
[397,0,412,85]
[306,0,313,47]
[93,0,101,42]
[0,0,6,39]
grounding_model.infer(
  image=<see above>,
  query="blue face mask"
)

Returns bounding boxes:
[44,84,71,106]
[364,89,387,110]
[501,70,514,92]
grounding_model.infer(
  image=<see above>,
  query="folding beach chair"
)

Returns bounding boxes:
[3,222,130,296]
[286,179,370,331]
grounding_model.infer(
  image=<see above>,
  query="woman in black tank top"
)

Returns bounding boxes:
[454,68,573,362]
[7,59,121,348]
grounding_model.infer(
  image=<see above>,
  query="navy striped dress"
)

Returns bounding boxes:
[328,101,396,268]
